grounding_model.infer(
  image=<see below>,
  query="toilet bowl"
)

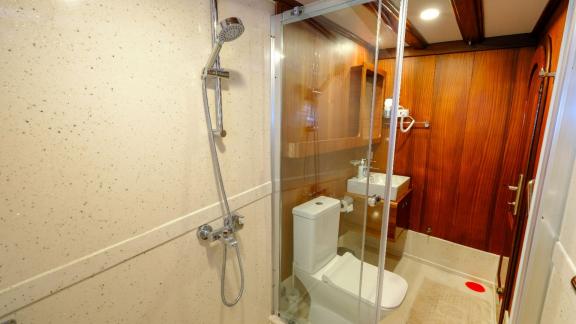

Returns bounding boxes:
[292,196,408,324]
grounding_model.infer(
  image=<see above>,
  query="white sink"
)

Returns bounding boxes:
[346,173,411,201]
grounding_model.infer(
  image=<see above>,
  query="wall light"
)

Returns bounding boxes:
[420,8,440,21]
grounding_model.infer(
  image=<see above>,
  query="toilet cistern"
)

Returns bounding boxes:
[292,196,408,324]
[350,158,368,179]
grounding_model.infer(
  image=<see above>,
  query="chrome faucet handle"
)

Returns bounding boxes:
[350,158,367,166]
[231,213,244,231]
[197,213,245,242]
[197,224,213,241]
[223,213,244,232]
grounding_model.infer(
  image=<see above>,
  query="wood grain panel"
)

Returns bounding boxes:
[421,53,474,240]
[397,57,436,232]
[372,59,395,173]
[379,34,538,59]
[499,5,567,320]
[374,48,540,253]
[451,50,516,250]
[534,2,568,167]
[450,0,484,44]
[488,47,535,254]
[373,56,436,232]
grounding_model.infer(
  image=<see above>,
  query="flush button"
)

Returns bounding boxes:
[315,202,323,205]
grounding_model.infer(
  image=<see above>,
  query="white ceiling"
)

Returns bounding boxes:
[294,0,550,48]
[407,0,461,43]
[484,0,549,37]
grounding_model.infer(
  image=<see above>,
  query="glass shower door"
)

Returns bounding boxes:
[271,1,407,323]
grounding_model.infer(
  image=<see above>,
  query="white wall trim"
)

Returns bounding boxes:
[0,182,272,318]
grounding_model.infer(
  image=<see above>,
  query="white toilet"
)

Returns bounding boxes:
[293,196,408,324]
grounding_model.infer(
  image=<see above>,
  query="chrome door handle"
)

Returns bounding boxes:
[507,174,524,216]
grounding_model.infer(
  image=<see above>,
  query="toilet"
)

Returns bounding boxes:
[293,196,408,324]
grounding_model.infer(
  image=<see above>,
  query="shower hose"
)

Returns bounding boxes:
[201,77,245,307]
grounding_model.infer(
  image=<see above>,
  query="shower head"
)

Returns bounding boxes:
[203,17,245,76]
[217,17,244,43]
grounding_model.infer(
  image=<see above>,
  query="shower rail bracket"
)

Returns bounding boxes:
[206,68,231,79]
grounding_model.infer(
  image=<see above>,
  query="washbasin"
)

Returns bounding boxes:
[346,173,410,201]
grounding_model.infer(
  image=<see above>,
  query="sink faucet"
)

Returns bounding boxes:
[350,158,368,179]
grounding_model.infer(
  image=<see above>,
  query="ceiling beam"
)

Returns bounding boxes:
[365,2,428,49]
[378,34,538,59]
[450,0,484,44]
[532,0,568,38]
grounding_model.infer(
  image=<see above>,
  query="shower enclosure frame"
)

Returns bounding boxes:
[270,0,576,322]
[269,0,409,321]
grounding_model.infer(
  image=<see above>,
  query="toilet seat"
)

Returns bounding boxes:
[321,253,408,310]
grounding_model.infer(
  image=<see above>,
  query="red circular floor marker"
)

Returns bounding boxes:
[465,281,486,293]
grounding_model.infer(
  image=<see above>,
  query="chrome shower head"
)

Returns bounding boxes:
[203,17,245,77]
[217,17,244,43]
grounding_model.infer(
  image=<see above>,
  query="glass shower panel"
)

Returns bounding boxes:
[272,1,402,323]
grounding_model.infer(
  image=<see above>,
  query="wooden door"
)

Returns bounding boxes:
[496,40,553,323]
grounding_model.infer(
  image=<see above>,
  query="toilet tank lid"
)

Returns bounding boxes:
[292,196,340,219]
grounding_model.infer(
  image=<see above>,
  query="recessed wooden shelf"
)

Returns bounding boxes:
[283,62,385,158]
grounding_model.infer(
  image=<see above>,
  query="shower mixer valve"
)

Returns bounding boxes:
[197,213,244,244]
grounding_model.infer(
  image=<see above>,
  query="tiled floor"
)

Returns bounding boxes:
[379,255,496,324]
[279,253,497,324]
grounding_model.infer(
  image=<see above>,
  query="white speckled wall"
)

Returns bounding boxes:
[540,155,576,323]
[0,0,274,322]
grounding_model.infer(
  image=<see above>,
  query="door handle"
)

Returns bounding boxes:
[526,179,535,211]
[507,174,524,216]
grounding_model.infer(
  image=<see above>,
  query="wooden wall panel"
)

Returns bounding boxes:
[422,53,474,240]
[489,47,535,254]
[535,2,568,166]
[375,48,534,253]
[400,57,436,232]
[373,56,436,232]
[451,50,516,250]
